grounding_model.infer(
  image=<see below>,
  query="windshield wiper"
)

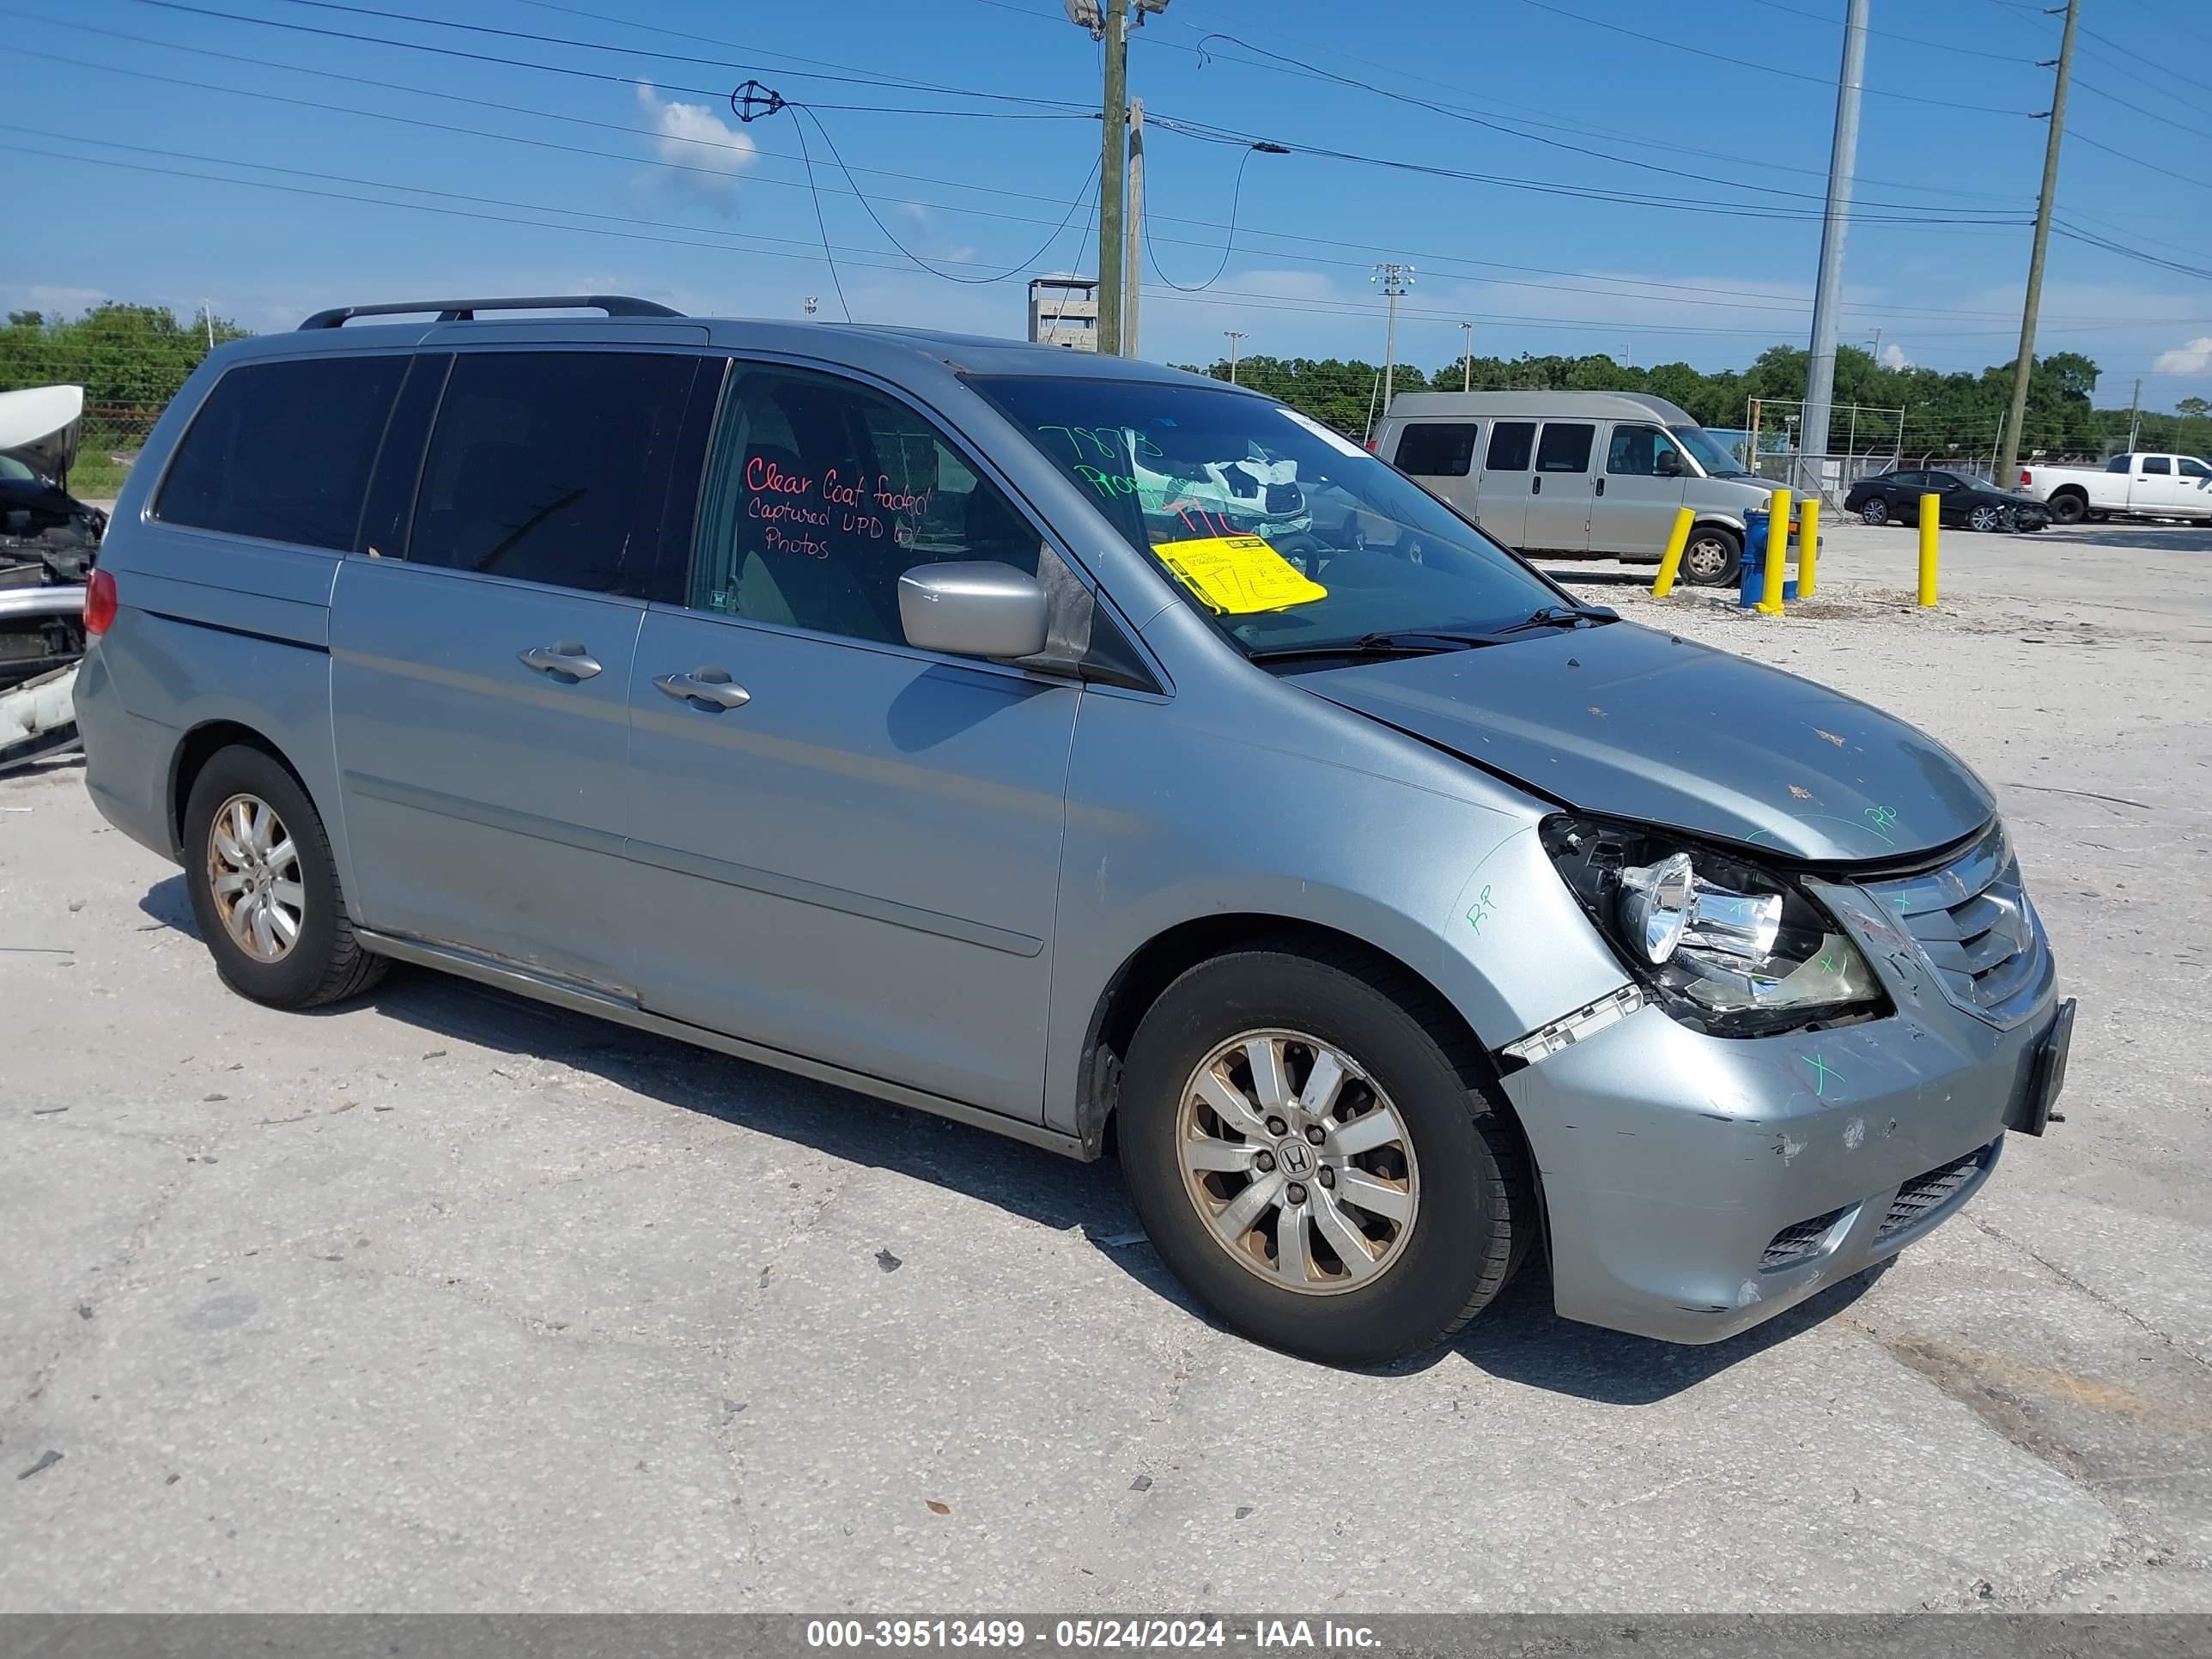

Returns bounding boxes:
[1486,604,1617,636]
[1245,630,1497,665]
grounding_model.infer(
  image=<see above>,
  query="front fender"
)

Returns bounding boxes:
[1042,689,1635,1141]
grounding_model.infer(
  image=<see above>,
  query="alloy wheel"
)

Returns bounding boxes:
[1861,500,1888,525]
[207,793,305,963]
[1176,1030,1419,1296]
[1968,505,2002,532]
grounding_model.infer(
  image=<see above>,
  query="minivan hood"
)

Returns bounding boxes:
[1300,623,1994,863]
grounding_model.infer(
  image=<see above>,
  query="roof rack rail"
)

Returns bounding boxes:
[299,295,685,329]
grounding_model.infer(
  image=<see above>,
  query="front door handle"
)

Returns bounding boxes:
[654,667,751,709]
[1595,477,1607,496]
[1532,477,1543,494]
[519,641,602,680]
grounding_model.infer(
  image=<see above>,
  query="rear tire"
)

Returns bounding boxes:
[2050,491,2087,526]
[183,744,386,1010]
[1117,941,1531,1366]
[1679,525,1742,586]
[1860,498,1889,526]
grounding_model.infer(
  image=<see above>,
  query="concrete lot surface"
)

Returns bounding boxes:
[2,516,2208,1612]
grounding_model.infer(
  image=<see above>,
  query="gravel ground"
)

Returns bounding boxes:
[2,515,2208,1613]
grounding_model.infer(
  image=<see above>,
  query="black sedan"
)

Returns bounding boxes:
[1844,468,2049,532]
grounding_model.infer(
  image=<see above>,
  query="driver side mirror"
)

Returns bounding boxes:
[897,562,1049,660]
[1655,451,1681,477]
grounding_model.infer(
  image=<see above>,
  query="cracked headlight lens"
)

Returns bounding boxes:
[1546,817,1886,1034]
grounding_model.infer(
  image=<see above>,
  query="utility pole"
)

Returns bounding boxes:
[1224,330,1245,384]
[1798,0,1869,502]
[202,299,215,349]
[1123,97,1145,358]
[2126,378,2142,452]
[1372,263,1413,428]
[1996,0,2081,489]
[1097,0,1128,356]
[1460,321,1474,391]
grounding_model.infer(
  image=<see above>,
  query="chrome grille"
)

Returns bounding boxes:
[1876,1141,1996,1241]
[1863,822,2051,1027]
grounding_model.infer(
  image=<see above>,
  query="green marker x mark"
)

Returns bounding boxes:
[1800,1054,1843,1097]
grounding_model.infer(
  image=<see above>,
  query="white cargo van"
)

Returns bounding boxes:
[1375,391,1778,585]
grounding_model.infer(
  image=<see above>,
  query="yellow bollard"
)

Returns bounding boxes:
[1651,506,1695,597]
[1759,487,1790,613]
[1797,497,1820,598]
[1917,492,1939,607]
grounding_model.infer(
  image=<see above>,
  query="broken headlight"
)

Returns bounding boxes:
[1542,816,1883,1034]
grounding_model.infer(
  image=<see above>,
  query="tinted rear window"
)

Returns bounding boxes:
[1485,422,1534,471]
[156,356,405,550]
[1392,422,1479,477]
[406,350,697,595]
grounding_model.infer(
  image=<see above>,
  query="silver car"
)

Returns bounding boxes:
[74,298,2073,1364]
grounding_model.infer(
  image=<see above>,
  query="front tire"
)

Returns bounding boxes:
[1117,943,1530,1366]
[183,744,386,1010]
[1967,503,2002,532]
[1679,525,1742,586]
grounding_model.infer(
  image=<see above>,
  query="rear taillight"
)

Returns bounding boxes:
[2019,469,2033,487]
[83,568,118,636]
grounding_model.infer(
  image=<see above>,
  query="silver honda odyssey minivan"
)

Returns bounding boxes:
[75,298,2072,1364]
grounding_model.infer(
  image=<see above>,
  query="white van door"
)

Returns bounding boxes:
[1473,419,1534,546]
[1523,421,1596,552]
[1590,422,1689,556]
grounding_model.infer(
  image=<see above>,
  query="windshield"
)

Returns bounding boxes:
[1668,423,1745,477]
[967,375,1561,659]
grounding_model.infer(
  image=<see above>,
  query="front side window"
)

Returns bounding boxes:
[1392,422,1479,478]
[1605,423,1685,477]
[2179,458,2209,479]
[967,375,1560,661]
[1534,422,1595,473]
[406,350,697,596]
[690,364,1041,647]
[2142,457,2172,476]
[156,356,405,550]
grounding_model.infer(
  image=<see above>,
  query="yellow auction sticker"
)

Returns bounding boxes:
[1152,535,1328,614]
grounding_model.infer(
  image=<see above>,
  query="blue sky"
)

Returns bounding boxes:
[7,0,2211,410]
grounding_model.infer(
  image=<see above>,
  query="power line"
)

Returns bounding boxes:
[1514,0,2038,118]
[238,0,1092,110]
[9,21,2102,331]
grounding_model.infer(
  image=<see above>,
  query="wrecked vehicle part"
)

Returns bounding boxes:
[0,384,101,701]
[0,663,80,773]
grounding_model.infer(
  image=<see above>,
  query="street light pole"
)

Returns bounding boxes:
[1460,321,1473,392]
[1224,330,1245,384]
[1372,263,1413,431]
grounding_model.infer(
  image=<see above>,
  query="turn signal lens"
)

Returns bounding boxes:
[83,568,118,636]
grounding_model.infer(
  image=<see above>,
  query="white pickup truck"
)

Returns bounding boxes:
[2015,452,2212,525]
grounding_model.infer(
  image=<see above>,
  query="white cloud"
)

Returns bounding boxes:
[1880,342,1912,370]
[2154,335,2212,375]
[635,82,756,210]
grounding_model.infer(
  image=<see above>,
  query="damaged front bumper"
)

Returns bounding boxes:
[1500,842,2067,1345]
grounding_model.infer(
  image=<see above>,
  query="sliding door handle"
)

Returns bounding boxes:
[519,642,602,680]
[654,668,751,709]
